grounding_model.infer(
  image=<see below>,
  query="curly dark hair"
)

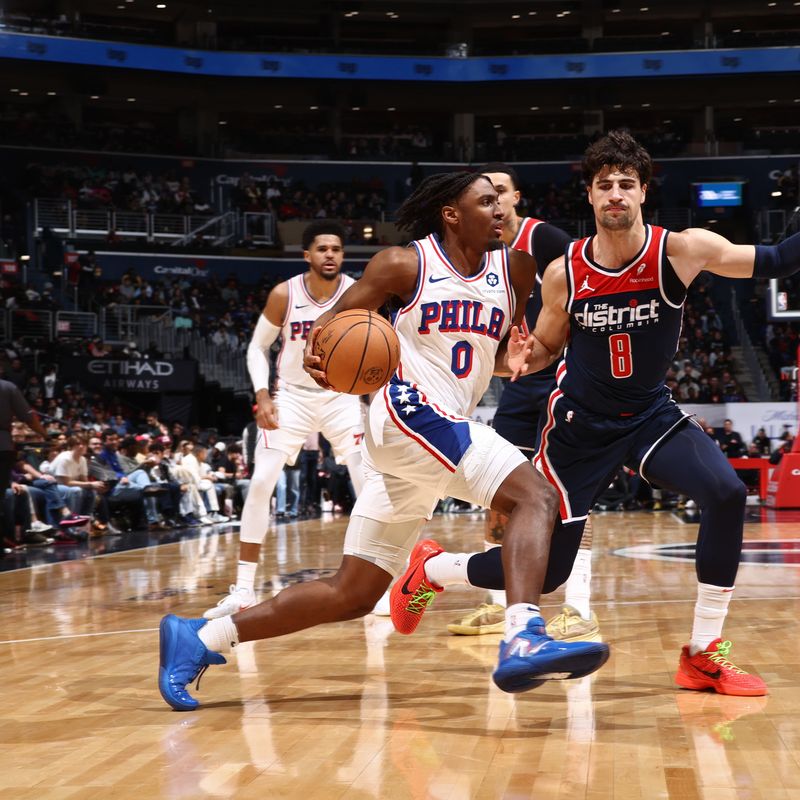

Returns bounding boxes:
[301,220,347,251]
[581,130,652,187]
[395,171,487,241]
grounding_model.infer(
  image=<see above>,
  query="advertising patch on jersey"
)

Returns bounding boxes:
[486,272,499,287]
[614,540,800,566]
[574,297,661,332]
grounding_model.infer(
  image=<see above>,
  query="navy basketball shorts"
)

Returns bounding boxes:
[493,372,557,455]
[533,388,690,524]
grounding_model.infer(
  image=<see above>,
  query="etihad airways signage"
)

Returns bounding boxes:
[61,357,197,393]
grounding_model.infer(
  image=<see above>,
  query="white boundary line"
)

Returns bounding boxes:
[0,627,157,645]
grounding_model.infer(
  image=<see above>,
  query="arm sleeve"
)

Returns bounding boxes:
[532,223,573,279]
[754,231,800,279]
[246,314,281,393]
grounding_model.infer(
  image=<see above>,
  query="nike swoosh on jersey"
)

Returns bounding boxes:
[428,275,451,283]
[295,304,310,309]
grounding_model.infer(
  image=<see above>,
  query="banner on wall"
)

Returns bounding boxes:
[80,251,369,283]
[60,356,197,393]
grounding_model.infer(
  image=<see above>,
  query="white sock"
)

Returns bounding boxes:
[199,616,240,653]
[689,582,734,654]
[424,552,471,588]
[564,547,592,620]
[484,541,507,607]
[236,561,258,594]
[505,603,541,641]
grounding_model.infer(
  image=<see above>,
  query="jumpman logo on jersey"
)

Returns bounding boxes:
[579,276,596,294]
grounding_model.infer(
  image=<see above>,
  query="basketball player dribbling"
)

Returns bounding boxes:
[398,130,800,696]
[158,172,609,710]
[202,220,365,621]
[445,164,600,644]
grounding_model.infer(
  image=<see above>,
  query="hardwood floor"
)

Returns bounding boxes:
[2,510,799,799]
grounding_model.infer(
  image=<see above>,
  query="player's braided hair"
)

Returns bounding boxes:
[582,129,653,187]
[395,171,485,241]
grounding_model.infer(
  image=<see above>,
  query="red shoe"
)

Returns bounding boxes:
[390,539,444,635]
[60,514,91,528]
[675,638,768,696]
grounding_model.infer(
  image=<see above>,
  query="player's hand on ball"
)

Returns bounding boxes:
[254,391,280,430]
[507,326,534,382]
[303,326,333,390]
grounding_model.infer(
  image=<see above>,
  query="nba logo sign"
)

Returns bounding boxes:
[486,272,499,287]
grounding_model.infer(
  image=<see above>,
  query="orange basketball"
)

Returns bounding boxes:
[314,309,400,395]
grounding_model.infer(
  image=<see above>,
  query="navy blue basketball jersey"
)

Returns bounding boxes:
[510,217,545,334]
[557,224,686,417]
[510,217,563,378]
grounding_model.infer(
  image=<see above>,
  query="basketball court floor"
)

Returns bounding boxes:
[2,508,799,799]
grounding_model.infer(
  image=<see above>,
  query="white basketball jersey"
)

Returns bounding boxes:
[393,234,515,416]
[277,272,354,389]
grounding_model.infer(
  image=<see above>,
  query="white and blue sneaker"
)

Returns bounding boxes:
[158,615,227,711]
[493,615,609,694]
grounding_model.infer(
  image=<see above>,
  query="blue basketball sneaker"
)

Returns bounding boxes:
[493,615,610,693]
[158,615,227,711]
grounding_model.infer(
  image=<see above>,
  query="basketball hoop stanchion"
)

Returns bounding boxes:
[766,344,800,507]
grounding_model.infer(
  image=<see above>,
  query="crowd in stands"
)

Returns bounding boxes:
[4,386,357,555]
[13,161,616,234]
[1,103,708,164]
[766,320,800,400]
[20,160,389,232]
[231,174,388,222]
[26,161,212,215]
[0,105,191,156]
[666,275,748,404]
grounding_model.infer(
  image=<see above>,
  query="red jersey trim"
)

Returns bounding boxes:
[510,217,543,255]
[578,225,655,277]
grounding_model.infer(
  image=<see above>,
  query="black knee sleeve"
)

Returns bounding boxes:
[466,546,505,590]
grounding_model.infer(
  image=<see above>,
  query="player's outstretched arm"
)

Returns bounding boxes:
[303,246,418,387]
[669,227,800,284]
[248,283,287,430]
[510,257,570,380]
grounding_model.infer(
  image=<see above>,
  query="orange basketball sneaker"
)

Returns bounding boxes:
[675,638,767,696]
[390,539,444,634]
